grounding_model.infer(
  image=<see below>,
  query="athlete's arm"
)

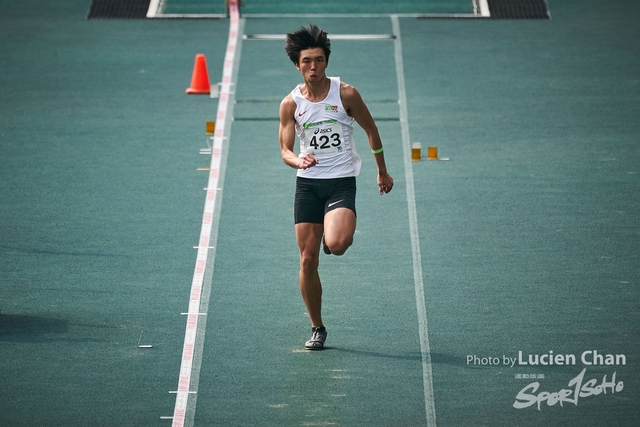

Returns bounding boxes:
[341,83,394,194]
[279,95,318,170]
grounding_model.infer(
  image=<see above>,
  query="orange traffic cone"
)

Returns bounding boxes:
[186,54,210,95]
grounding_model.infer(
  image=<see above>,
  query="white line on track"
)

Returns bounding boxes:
[147,13,483,20]
[151,14,227,19]
[391,15,437,427]
[244,34,396,40]
[146,0,159,18]
[242,13,478,18]
[479,0,491,17]
[169,2,243,426]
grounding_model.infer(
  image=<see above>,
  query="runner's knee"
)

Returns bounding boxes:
[325,234,353,256]
[299,250,319,272]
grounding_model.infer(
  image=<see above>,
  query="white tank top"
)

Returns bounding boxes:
[292,77,361,179]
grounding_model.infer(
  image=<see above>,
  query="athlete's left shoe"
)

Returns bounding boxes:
[322,235,331,255]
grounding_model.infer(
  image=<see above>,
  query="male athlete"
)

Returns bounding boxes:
[279,25,394,350]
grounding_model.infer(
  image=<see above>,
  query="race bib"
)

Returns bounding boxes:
[303,119,344,158]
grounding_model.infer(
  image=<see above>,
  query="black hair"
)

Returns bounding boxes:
[284,24,331,65]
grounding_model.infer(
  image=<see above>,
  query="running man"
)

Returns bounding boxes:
[279,24,394,349]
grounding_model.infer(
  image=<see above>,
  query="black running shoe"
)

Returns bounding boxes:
[322,235,331,255]
[305,326,327,350]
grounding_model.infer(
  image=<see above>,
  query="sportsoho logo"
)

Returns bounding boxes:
[465,350,627,411]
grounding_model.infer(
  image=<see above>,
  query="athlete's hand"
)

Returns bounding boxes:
[378,171,394,195]
[298,154,319,169]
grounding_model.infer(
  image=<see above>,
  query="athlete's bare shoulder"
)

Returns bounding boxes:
[280,93,297,116]
[339,81,359,99]
[281,93,295,107]
[339,81,365,115]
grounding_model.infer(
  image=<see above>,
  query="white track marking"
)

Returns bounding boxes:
[242,13,477,18]
[392,15,437,427]
[146,0,160,18]
[150,13,227,19]
[244,34,395,40]
[148,13,482,19]
[169,2,242,427]
[479,0,491,17]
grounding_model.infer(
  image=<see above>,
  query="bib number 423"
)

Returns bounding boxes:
[309,132,342,150]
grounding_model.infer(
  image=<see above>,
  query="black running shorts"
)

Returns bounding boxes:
[294,176,357,224]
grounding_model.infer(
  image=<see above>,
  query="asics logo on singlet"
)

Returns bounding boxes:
[314,127,332,134]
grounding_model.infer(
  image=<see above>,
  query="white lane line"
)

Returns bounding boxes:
[242,13,478,18]
[391,15,437,427]
[147,13,481,20]
[243,34,396,40]
[479,0,491,17]
[170,2,242,427]
[149,13,227,19]
[146,0,160,18]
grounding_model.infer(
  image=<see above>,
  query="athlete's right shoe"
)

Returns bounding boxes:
[305,326,327,350]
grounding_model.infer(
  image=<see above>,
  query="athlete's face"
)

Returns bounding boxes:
[296,47,327,83]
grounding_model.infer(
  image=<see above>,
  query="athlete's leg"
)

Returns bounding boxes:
[295,222,325,327]
[323,207,357,256]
